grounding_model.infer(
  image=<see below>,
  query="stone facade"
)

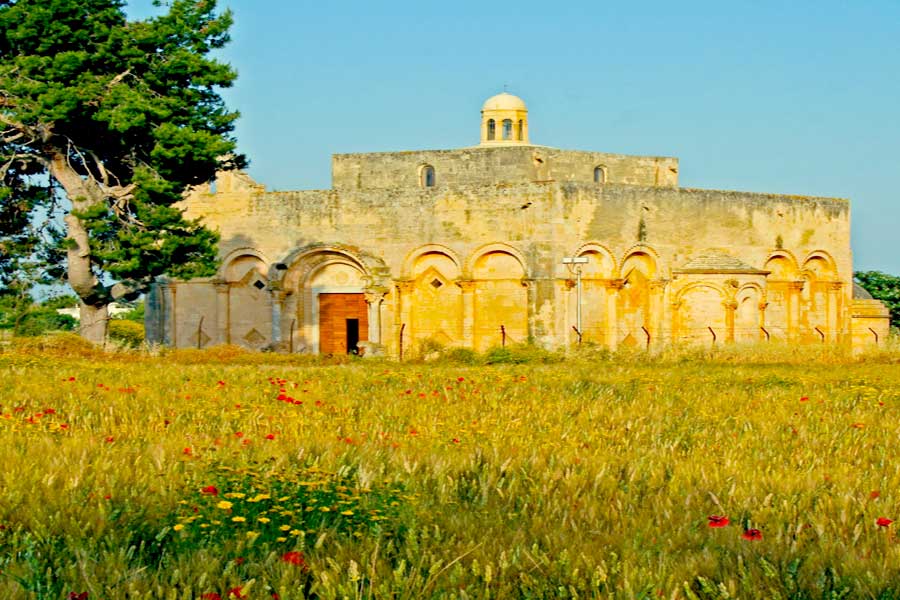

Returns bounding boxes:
[146,93,890,354]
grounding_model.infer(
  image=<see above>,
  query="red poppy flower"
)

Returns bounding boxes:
[183,447,192,456]
[265,433,276,440]
[707,515,729,528]
[201,594,221,600]
[281,551,308,570]
[457,377,465,382]
[105,436,115,443]
[228,587,246,599]
[870,490,881,500]
[67,593,88,600]
[234,557,245,565]
[234,431,244,438]
[800,396,809,402]
[201,485,219,496]
[741,529,763,541]
[877,517,893,527]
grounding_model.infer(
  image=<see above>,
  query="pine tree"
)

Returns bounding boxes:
[0,0,243,342]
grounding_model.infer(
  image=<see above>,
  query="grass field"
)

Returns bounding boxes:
[2,336,900,599]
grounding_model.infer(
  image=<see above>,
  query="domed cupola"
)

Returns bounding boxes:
[480,92,529,145]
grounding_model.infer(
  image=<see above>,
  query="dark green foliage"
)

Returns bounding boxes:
[13,307,76,336]
[38,294,78,310]
[855,271,900,329]
[0,0,243,310]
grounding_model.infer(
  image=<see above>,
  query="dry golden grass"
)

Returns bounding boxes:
[1,339,900,598]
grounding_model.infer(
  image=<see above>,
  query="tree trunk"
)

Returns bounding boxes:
[49,153,111,344]
[79,301,109,345]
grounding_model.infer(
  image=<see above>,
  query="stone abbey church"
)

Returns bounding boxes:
[146,93,889,354]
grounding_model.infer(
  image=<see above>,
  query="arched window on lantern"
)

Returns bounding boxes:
[486,119,496,140]
[502,119,513,140]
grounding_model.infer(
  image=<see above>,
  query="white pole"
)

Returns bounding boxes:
[576,265,583,336]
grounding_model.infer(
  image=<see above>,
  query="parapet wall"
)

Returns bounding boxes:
[331,146,678,191]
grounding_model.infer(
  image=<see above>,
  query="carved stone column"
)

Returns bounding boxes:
[758,301,769,341]
[395,280,415,352]
[648,279,669,348]
[723,300,738,343]
[270,288,287,345]
[214,281,230,345]
[522,278,537,342]
[828,282,842,342]
[787,281,805,340]
[605,279,624,350]
[669,299,683,345]
[364,288,387,344]
[456,279,477,348]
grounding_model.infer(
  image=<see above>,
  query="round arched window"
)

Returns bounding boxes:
[593,166,607,184]
[421,165,435,188]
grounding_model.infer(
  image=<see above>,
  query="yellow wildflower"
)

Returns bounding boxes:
[216,501,233,510]
[173,524,185,531]
[258,517,271,524]
[232,516,246,523]
[279,524,291,531]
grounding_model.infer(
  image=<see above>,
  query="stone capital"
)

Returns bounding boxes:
[606,279,625,290]
[788,281,805,291]
[758,301,769,311]
[364,288,388,306]
[723,300,738,311]
[455,279,477,292]
[395,280,416,294]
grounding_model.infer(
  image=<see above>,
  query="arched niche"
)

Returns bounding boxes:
[617,248,658,346]
[221,251,271,350]
[763,251,800,340]
[469,248,528,351]
[799,251,839,341]
[674,283,727,345]
[735,283,764,343]
[408,248,463,347]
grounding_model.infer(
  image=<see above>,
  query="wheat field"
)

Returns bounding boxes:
[1,336,900,599]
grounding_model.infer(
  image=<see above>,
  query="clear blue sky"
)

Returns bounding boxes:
[129,1,900,273]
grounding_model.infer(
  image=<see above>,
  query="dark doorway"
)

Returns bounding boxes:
[346,319,360,354]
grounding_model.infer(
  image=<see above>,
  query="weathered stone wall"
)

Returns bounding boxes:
[331,146,678,191]
[159,174,872,354]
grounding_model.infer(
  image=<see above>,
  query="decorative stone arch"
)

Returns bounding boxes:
[401,244,463,280]
[274,244,390,290]
[216,248,274,350]
[620,244,660,280]
[401,244,465,349]
[673,281,727,304]
[272,244,391,355]
[763,250,800,280]
[573,242,618,278]
[735,282,767,343]
[464,242,530,280]
[672,282,731,345]
[220,247,270,282]
[801,250,838,280]
[799,250,841,342]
